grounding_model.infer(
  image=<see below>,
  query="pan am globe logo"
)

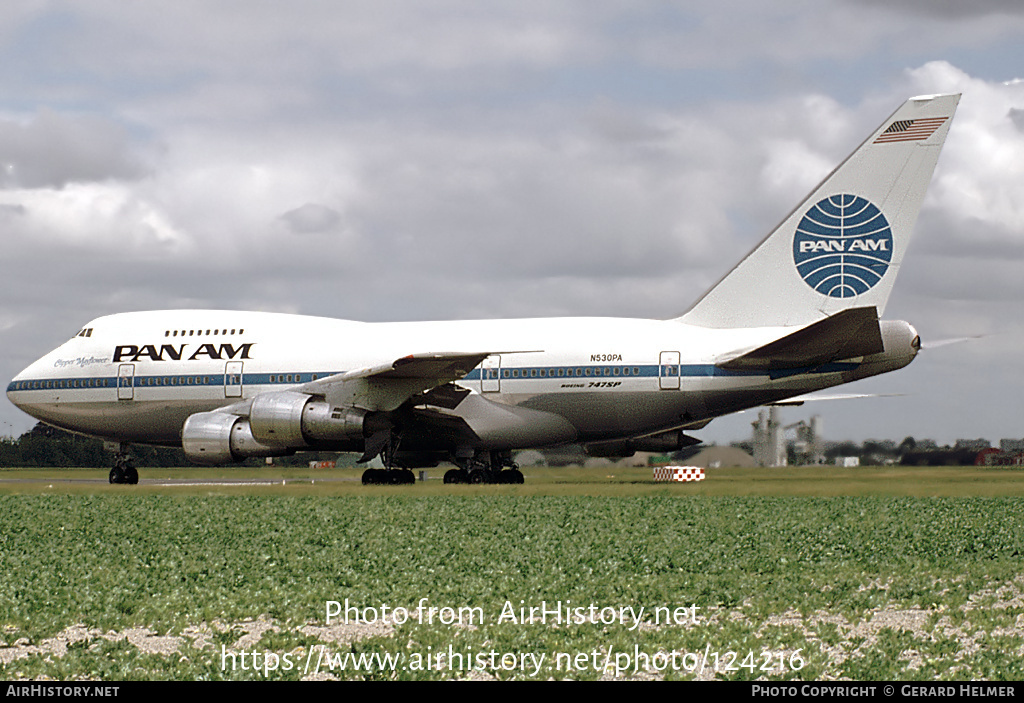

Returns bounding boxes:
[793,194,893,298]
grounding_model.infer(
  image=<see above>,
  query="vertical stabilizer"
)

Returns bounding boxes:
[679,93,960,329]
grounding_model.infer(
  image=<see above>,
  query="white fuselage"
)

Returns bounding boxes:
[6,309,918,453]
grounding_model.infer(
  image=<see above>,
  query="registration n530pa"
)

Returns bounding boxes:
[7,94,960,484]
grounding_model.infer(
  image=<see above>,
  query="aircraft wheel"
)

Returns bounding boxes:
[510,469,524,484]
[469,469,487,484]
[361,469,376,485]
[125,466,139,485]
[443,469,461,484]
[109,467,124,484]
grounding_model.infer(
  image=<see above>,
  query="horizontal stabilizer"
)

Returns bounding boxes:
[767,391,905,406]
[719,307,883,371]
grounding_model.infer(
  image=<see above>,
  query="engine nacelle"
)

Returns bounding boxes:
[584,430,702,458]
[249,391,310,446]
[248,391,368,446]
[183,392,370,464]
[182,412,290,465]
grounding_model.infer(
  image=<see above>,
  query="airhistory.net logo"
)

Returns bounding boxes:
[792,194,893,298]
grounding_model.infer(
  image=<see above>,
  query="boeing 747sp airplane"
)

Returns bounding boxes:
[7,94,960,484]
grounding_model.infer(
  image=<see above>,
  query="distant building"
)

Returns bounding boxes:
[976,446,1024,466]
[955,439,991,452]
[686,446,756,469]
[752,408,786,466]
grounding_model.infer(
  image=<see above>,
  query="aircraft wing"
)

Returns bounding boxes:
[299,351,493,412]
[717,306,884,371]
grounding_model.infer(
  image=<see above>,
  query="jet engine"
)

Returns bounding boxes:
[181,412,289,465]
[584,430,702,458]
[182,391,369,464]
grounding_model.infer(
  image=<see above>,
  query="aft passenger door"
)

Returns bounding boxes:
[481,355,501,393]
[659,351,680,390]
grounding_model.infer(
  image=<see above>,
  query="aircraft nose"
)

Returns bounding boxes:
[7,371,27,411]
[7,360,39,413]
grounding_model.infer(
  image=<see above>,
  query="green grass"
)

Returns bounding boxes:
[1,488,1023,680]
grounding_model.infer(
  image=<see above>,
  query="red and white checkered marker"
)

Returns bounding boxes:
[652,466,705,482]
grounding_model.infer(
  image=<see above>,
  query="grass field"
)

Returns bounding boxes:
[1,465,1023,680]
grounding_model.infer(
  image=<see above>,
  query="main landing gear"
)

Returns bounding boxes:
[360,431,416,485]
[443,450,524,485]
[361,467,416,485]
[357,431,525,486]
[109,444,139,485]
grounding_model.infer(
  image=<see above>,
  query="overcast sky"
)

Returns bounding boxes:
[1,1,1022,447]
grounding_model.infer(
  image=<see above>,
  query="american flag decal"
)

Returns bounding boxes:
[873,116,948,144]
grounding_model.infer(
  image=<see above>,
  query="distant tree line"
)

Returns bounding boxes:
[0,423,344,468]
[0,423,1002,469]
[0,423,188,467]
[727,436,995,467]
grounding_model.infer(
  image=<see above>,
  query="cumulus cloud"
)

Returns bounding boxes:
[0,110,145,189]
[279,203,342,234]
[849,0,1024,18]
[0,183,186,254]
[899,62,1024,261]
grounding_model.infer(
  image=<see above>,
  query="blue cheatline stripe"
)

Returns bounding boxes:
[7,361,861,394]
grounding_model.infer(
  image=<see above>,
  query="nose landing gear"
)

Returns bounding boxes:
[109,444,139,485]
